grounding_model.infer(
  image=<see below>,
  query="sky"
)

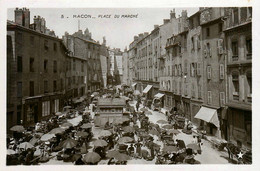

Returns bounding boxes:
[7,8,198,51]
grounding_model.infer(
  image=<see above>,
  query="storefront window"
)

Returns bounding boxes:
[54,99,59,113]
[42,101,50,117]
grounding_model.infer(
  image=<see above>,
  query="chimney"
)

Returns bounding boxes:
[138,33,144,39]
[144,32,149,37]
[154,25,159,29]
[181,10,187,18]
[163,19,170,24]
[199,7,205,11]
[170,8,176,19]
[134,36,138,41]
[15,8,30,28]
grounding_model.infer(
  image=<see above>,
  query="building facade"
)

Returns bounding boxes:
[224,7,252,149]
[7,8,67,129]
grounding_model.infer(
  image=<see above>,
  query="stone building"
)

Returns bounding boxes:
[122,47,129,85]
[224,7,252,149]
[127,36,138,88]
[7,8,67,129]
[100,37,109,88]
[62,30,103,92]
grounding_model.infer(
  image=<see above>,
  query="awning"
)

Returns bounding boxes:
[154,93,165,99]
[194,106,220,127]
[132,83,137,87]
[143,85,153,94]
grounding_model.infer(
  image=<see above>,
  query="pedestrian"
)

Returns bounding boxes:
[134,140,142,157]
[136,102,140,111]
[192,135,198,144]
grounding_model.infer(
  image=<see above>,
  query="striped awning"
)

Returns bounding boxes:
[143,85,153,94]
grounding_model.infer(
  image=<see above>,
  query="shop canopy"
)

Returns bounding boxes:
[132,83,137,87]
[143,85,153,94]
[154,93,165,99]
[194,106,220,128]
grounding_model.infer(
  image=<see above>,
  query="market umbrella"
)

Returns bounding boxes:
[72,154,82,162]
[60,122,73,128]
[140,108,148,112]
[93,139,108,147]
[118,137,134,144]
[157,120,168,124]
[145,111,152,115]
[75,131,89,138]
[55,112,63,116]
[122,126,135,133]
[83,152,101,164]
[148,129,160,136]
[106,150,120,158]
[162,124,173,129]
[114,153,131,161]
[40,133,55,142]
[162,145,178,153]
[61,138,78,149]
[187,143,200,151]
[7,149,16,155]
[99,130,112,137]
[18,142,33,150]
[167,129,181,134]
[81,123,92,129]
[10,125,25,132]
[49,127,65,134]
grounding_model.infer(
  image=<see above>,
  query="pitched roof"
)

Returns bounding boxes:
[98,98,126,106]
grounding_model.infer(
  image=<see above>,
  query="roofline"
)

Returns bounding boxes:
[74,36,101,46]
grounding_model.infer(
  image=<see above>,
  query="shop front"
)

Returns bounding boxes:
[182,97,191,121]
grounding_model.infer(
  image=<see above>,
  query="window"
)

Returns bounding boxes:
[30,58,34,72]
[44,60,48,72]
[73,76,75,84]
[206,27,210,37]
[44,40,48,50]
[207,91,212,104]
[17,82,22,97]
[53,43,57,51]
[81,61,84,72]
[197,62,201,76]
[197,36,201,49]
[60,79,63,90]
[233,8,239,25]
[240,7,247,22]
[30,36,34,46]
[42,101,50,117]
[207,66,212,79]
[179,82,181,94]
[168,66,170,76]
[178,64,182,76]
[44,80,48,93]
[53,61,57,73]
[232,72,239,95]
[184,60,188,74]
[26,105,34,122]
[73,59,76,71]
[246,38,252,54]
[218,23,223,33]
[54,99,59,113]
[191,37,194,50]
[198,85,202,99]
[17,32,23,44]
[53,80,57,92]
[29,81,34,96]
[192,83,195,98]
[17,56,23,72]
[220,64,224,80]
[220,92,225,107]
[207,43,211,57]
[246,72,252,95]
[232,41,238,56]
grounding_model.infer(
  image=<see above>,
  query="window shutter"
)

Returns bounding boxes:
[198,85,202,99]
[208,91,212,104]
[220,92,225,107]
[220,64,224,80]
[207,66,212,79]
[209,47,212,57]
[197,36,201,49]
[190,63,192,76]
[204,44,208,57]
[194,63,197,76]
[197,62,201,76]
[218,39,223,54]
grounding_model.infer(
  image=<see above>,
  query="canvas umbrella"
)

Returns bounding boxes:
[72,154,82,162]
[93,139,108,147]
[122,126,135,133]
[167,129,181,134]
[18,142,34,150]
[187,143,200,151]
[106,150,120,158]
[83,152,101,164]
[148,129,160,136]
[157,120,168,124]
[162,145,178,153]
[162,124,174,129]
[140,108,148,112]
[81,123,92,129]
[55,112,63,116]
[10,125,25,132]
[7,149,16,155]
[118,137,134,144]
[60,122,73,128]
[75,131,89,138]
[61,138,78,149]
[114,153,131,161]
[99,130,112,137]
[40,133,55,142]
[145,111,152,115]
[49,127,65,134]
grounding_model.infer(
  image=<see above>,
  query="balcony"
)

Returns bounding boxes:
[247,95,252,103]
[232,55,239,62]
[233,94,239,101]
[246,53,252,60]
